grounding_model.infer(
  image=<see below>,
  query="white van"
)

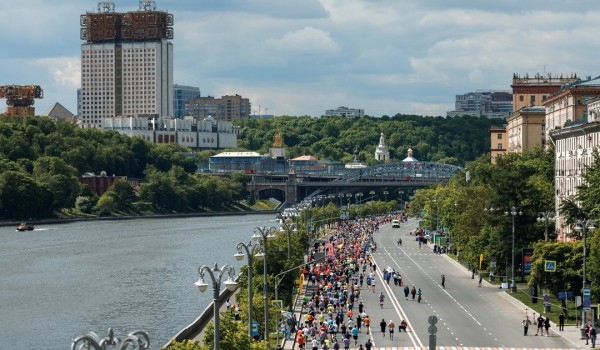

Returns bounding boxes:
[392,219,400,228]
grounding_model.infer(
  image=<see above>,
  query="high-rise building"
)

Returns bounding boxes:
[187,95,251,122]
[325,106,364,118]
[79,0,174,128]
[447,90,512,119]
[173,84,200,118]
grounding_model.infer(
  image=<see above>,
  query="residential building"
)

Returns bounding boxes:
[187,95,251,122]
[511,72,578,112]
[79,0,174,128]
[489,125,507,163]
[543,76,600,143]
[506,106,546,153]
[102,115,238,149]
[552,97,600,241]
[325,106,364,118]
[173,84,200,118]
[447,90,512,119]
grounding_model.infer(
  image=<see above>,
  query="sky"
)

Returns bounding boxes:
[1,0,600,118]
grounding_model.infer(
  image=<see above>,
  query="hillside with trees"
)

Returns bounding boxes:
[236,114,496,166]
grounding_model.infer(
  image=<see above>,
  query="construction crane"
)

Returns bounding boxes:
[0,85,43,117]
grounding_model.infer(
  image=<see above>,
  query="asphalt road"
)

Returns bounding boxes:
[359,218,575,349]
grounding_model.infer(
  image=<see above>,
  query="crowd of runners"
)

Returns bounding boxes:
[291,215,419,350]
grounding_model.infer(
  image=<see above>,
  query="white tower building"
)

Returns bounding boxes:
[374,132,390,161]
[79,1,174,128]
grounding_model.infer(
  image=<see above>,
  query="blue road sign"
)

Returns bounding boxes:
[544,260,556,272]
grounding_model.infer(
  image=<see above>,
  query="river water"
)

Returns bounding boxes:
[0,213,276,349]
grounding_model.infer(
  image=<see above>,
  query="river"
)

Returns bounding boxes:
[0,213,276,349]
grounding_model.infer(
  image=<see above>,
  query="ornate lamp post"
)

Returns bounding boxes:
[235,241,260,339]
[252,226,277,349]
[279,212,298,259]
[71,328,150,350]
[505,206,522,293]
[537,211,556,242]
[355,192,363,206]
[195,263,238,350]
[383,190,389,202]
[574,219,595,330]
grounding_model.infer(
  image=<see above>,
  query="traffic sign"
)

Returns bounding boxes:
[583,287,591,296]
[428,315,438,325]
[544,260,556,272]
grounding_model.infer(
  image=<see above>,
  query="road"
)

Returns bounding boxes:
[359,218,575,349]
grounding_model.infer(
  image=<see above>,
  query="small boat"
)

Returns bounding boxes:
[17,222,34,231]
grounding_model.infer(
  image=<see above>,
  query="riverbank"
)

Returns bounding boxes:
[0,210,280,228]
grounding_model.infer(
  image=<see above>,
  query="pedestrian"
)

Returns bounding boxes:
[535,315,544,335]
[358,300,364,314]
[522,315,532,336]
[591,327,597,347]
[472,268,476,279]
[559,312,565,331]
[388,320,395,340]
[365,339,372,350]
[379,318,387,337]
[478,274,483,287]
[411,286,416,300]
[311,337,319,350]
[399,319,407,332]
[441,274,445,289]
[417,287,422,303]
[404,285,410,300]
[351,325,359,345]
[379,292,385,308]
[356,314,362,333]
[364,315,371,334]
[544,316,550,336]
[343,336,350,350]
[586,325,591,345]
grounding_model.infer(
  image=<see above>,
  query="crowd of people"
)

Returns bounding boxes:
[288,216,415,350]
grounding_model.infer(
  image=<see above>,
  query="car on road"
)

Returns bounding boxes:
[392,219,400,228]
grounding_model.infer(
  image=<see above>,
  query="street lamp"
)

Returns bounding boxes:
[235,241,260,339]
[383,190,389,202]
[71,328,150,350]
[195,263,238,350]
[252,226,277,349]
[278,212,298,259]
[399,190,404,211]
[574,219,595,330]
[337,193,344,207]
[355,192,363,206]
[505,206,522,293]
[537,211,556,242]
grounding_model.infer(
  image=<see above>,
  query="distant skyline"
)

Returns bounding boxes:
[1,0,599,118]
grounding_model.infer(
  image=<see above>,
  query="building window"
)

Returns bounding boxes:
[519,96,524,102]
[530,96,536,105]
[497,143,503,150]
[497,133,503,139]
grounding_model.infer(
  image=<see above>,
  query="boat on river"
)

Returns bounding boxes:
[17,222,34,231]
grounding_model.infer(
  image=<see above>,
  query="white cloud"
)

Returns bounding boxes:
[263,27,341,55]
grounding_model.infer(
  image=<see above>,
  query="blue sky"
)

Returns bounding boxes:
[1,0,599,118]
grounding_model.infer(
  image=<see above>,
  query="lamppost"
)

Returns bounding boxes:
[252,226,277,349]
[537,211,556,242]
[278,212,298,259]
[355,192,363,206]
[235,241,260,339]
[338,193,344,207]
[195,263,238,350]
[505,206,522,293]
[574,219,595,330]
[383,190,389,202]
[71,328,150,350]
[399,190,404,211]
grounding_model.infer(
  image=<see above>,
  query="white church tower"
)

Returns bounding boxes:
[374,132,390,161]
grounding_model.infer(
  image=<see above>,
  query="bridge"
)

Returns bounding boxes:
[247,161,462,205]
